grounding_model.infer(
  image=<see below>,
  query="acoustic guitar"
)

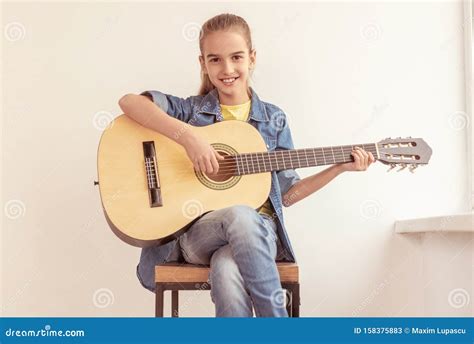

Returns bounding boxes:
[96,115,432,247]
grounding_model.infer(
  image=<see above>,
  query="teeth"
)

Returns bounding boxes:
[222,78,236,83]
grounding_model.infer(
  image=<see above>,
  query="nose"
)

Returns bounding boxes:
[222,59,234,75]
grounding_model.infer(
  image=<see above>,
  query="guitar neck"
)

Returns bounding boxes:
[234,143,378,175]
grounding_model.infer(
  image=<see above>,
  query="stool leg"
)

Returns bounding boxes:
[291,283,300,317]
[171,290,179,317]
[155,284,164,317]
[283,284,292,317]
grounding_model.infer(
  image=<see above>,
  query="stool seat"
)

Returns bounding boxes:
[155,262,299,283]
[154,262,300,317]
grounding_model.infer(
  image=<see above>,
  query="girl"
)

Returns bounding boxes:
[119,13,375,317]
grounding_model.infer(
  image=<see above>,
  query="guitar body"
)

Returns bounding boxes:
[97,115,271,247]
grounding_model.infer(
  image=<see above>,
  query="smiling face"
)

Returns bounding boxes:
[199,30,256,105]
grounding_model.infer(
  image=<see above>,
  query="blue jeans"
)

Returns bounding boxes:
[178,205,288,317]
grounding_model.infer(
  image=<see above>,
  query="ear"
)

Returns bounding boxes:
[199,55,208,74]
[249,49,257,69]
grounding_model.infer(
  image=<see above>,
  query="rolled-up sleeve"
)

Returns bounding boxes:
[140,90,193,123]
[275,112,301,197]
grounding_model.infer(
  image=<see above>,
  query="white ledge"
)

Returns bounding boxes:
[395,213,473,233]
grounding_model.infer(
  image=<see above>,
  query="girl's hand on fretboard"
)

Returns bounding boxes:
[340,146,376,172]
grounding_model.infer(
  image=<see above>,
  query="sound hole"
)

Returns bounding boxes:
[205,151,236,182]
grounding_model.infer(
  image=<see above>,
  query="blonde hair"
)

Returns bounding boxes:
[198,13,254,96]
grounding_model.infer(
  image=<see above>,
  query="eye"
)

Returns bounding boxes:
[210,58,219,63]
[233,56,243,60]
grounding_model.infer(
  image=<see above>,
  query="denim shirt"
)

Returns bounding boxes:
[136,87,301,292]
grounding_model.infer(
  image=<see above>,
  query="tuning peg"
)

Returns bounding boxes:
[409,164,418,173]
[396,163,407,172]
[387,163,397,172]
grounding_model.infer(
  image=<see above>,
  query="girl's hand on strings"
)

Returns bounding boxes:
[182,133,224,174]
[339,147,376,172]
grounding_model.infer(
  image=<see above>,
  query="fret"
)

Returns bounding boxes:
[243,154,248,175]
[281,151,286,170]
[232,142,375,175]
[236,156,241,175]
[252,154,258,173]
[249,154,255,174]
[261,152,266,172]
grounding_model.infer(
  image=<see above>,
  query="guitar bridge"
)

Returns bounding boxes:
[143,141,162,207]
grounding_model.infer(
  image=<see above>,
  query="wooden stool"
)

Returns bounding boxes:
[155,262,300,317]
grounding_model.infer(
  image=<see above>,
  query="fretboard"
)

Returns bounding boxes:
[233,143,378,175]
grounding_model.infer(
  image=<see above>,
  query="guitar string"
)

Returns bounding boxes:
[143,145,381,177]
[146,149,379,173]
[189,147,378,170]
[146,146,379,170]
[145,148,382,175]
[145,147,379,169]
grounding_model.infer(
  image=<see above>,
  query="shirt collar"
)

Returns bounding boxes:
[197,87,269,122]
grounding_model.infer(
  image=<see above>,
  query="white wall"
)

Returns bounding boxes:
[2,1,472,317]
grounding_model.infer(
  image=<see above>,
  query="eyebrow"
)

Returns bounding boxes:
[206,51,245,59]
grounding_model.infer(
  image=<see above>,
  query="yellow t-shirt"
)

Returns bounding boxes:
[220,100,275,218]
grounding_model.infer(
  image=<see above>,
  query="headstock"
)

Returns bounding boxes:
[376,137,432,173]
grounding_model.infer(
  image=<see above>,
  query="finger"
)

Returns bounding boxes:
[198,159,206,173]
[352,149,362,158]
[357,147,369,159]
[210,154,219,174]
[353,150,363,169]
[215,151,225,160]
[194,161,201,172]
[361,150,368,167]
[351,150,359,160]
[368,152,375,163]
[204,158,214,174]
[351,150,360,166]
[357,148,368,165]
